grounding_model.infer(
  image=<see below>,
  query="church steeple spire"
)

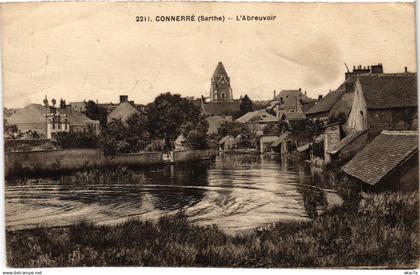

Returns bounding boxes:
[210,62,233,102]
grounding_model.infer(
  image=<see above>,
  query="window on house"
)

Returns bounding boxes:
[52,123,55,129]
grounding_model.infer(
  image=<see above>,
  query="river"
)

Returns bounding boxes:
[5,154,342,233]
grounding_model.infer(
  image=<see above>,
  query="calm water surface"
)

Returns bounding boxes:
[6,154,342,233]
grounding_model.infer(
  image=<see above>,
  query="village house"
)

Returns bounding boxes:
[259,132,294,155]
[107,95,143,123]
[254,89,316,117]
[174,134,190,151]
[236,109,279,135]
[304,65,417,167]
[259,135,280,153]
[305,64,384,126]
[277,111,306,129]
[347,72,417,140]
[218,135,237,151]
[342,130,418,191]
[69,101,87,113]
[272,89,316,113]
[7,100,100,139]
[325,130,368,164]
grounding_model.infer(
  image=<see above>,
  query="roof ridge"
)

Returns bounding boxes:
[381,130,418,136]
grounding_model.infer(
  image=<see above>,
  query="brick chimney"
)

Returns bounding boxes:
[371,63,383,74]
[60,99,66,109]
[318,95,323,101]
[120,95,128,103]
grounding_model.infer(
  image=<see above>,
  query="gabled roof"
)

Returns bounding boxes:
[236,110,278,123]
[7,104,46,124]
[358,73,417,109]
[342,130,418,186]
[280,111,306,121]
[107,101,142,122]
[57,108,96,125]
[327,130,366,154]
[253,100,271,110]
[219,135,235,144]
[305,83,346,115]
[271,132,289,147]
[7,104,98,126]
[275,90,314,112]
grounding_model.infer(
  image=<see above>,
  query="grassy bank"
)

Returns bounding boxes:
[7,191,418,268]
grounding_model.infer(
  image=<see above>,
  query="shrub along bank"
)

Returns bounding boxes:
[6,191,418,268]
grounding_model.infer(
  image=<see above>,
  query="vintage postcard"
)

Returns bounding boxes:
[0,1,418,269]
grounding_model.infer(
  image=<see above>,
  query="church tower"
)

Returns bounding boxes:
[210,62,233,102]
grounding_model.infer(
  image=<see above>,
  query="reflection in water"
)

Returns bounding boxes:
[5,154,342,233]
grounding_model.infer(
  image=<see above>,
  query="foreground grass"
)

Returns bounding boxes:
[7,191,418,268]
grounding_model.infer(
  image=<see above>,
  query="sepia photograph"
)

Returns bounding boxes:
[0,1,418,269]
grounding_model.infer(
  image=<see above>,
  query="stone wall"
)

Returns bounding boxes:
[106,152,163,167]
[5,149,105,178]
[367,107,417,140]
[173,149,217,163]
[5,149,216,178]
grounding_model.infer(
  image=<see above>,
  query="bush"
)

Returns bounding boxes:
[6,191,418,268]
[55,132,99,149]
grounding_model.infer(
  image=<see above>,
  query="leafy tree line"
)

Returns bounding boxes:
[57,93,209,154]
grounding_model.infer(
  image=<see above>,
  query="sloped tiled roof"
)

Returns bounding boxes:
[253,100,271,110]
[275,90,315,112]
[327,130,366,154]
[219,135,235,145]
[107,101,142,122]
[271,132,289,147]
[358,74,417,109]
[236,110,278,123]
[7,104,46,124]
[305,83,346,115]
[7,104,97,126]
[57,108,96,125]
[281,111,306,121]
[342,130,418,186]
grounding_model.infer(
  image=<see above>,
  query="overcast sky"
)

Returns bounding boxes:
[1,2,416,108]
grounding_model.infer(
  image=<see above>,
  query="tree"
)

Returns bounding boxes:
[99,93,208,154]
[4,119,20,139]
[84,100,108,125]
[183,118,209,149]
[146,92,205,141]
[99,119,131,155]
[234,94,254,119]
[263,121,288,135]
[125,113,151,151]
[328,112,347,125]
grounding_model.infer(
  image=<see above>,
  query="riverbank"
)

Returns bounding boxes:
[6,191,418,268]
[5,149,217,178]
